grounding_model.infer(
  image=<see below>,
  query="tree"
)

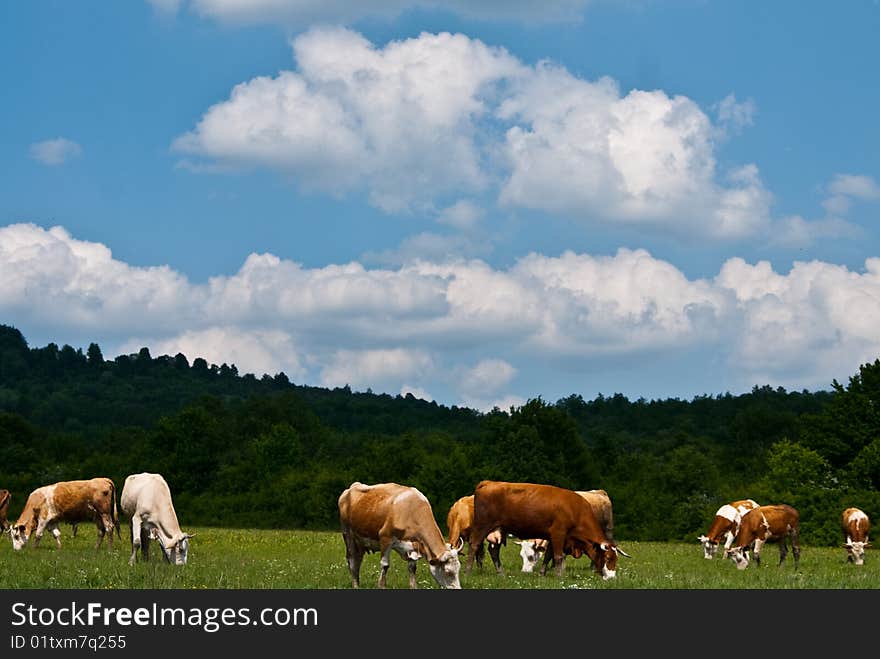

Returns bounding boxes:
[87,342,104,366]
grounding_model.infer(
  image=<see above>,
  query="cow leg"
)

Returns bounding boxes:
[341,531,363,588]
[778,536,789,567]
[474,541,485,569]
[538,544,554,576]
[791,530,800,570]
[94,516,106,551]
[129,517,142,565]
[50,524,62,549]
[407,557,418,589]
[487,541,503,574]
[753,539,764,567]
[465,525,494,575]
[101,514,114,551]
[378,538,395,589]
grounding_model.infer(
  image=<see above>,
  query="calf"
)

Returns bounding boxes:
[11,478,119,551]
[339,481,462,589]
[727,504,800,570]
[842,507,870,566]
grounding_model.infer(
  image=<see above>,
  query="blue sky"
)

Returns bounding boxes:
[2,1,879,410]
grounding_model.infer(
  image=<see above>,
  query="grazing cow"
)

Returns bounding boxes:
[467,480,629,580]
[698,498,760,559]
[842,507,871,566]
[120,472,193,566]
[515,490,614,573]
[727,504,800,570]
[339,481,462,589]
[10,478,119,551]
[0,489,10,538]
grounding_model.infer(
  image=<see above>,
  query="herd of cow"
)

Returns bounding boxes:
[0,473,193,565]
[338,480,873,589]
[0,476,872,589]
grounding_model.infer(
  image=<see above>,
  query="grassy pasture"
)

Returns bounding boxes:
[0,527,877,589]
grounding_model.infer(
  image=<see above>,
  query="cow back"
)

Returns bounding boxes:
[446,495,474,546]
[842,507,870,542]
[339,482,436,541]
[737,504,799,544]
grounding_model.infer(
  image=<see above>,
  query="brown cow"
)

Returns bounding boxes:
[515,489,614,572]
[467,480,629,579]
[697,498,760,559]
[842,507,871,566]
[338,481,462,589]
[0,489,10,538]
[727,504,800,570]
[10,478,119,551]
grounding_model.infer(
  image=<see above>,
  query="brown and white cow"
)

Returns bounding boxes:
[698,498,760,559]
[727,504,800,570]
[120,472,194,566]
[0,489,10,539]
[467,480,629,579]
[339,481,462,589]
[842,507,871,566]
[10,478,119,551]
[515,489,615,572]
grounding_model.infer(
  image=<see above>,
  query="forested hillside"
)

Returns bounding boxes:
[1,323,878,546]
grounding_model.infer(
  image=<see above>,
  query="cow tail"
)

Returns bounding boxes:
[111,480,121,539]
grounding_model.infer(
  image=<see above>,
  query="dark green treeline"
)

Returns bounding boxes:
[1,323,878,546]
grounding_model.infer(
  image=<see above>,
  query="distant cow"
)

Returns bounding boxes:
[842,507,871,566]
[467,480,629,579]
[10,478,119,551]
[120,472,193,566]
[339,481,462,589]
[698,498,760,559]
[0,489,10,538]
[727,504,800,570]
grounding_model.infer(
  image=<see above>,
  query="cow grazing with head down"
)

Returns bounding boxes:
[467,480,629,580]
[842,507,871,566]
[120,472,194,566]
[698,498,760,559]
[339,481,462,589]
[10,478,119,551]
[727,504,800,570]
[515,489,614,573]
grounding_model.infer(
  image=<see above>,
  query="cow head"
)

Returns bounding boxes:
[161,532,194,566]
[427,540,462,589]
[728,546,750,570]
[11,524,31,551]
[697,534,719,559]
[578,541,629,579]
[844,539,871,566]
[514,539,545,573]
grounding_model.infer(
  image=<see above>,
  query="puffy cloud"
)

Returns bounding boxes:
[177,0,591,26]
[319,348,434,389]
[716,257,880,388]
[715,93,756,134]
[177,28,780,241]
[5,222,880,405]
[823,174,880,216]
[175,28,523,213]
[29,138,82,166]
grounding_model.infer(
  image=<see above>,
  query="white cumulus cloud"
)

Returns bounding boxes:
[176,28,790,242]
[29,138,82,166]
[4,223,880,406]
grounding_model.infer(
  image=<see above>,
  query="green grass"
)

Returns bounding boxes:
[1,528,877,589]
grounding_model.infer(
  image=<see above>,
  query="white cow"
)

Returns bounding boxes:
[120,472,193,566]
